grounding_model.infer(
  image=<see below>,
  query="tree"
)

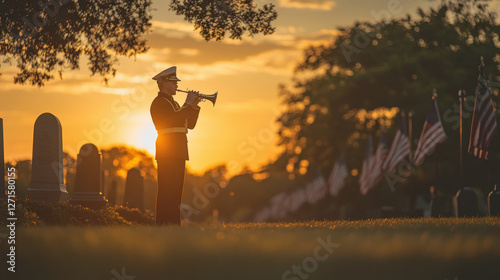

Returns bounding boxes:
[275,0,500,196]
[100,145,158,209]
[169,0,277,40]
[1,0,277,86]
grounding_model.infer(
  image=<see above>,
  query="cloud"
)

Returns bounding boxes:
[0,19,341,96]
[296,28,341,48]
[279,0,336,10]
[150,20,198,37]
[218,99,279,113]
[144,22,340,65]
[144,31,293,65]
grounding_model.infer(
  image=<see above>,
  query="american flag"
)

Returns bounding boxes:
[254,206,271,222]
[468,60,497,159]
[369,129,388,184]
[383,117,410,173]
[306,175,327,204]
[414,96,446,165]
[359,135,375,195]
[288,188,306,212]
[268,192,288,219]
[328,153,348,196]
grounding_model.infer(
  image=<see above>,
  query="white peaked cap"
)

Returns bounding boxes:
[152,66,181,81]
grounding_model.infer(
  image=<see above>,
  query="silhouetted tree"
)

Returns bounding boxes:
[275,0,500,196]
[5,160,31,197]
[100,145,157,208]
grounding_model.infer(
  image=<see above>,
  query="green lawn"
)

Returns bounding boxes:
[6,218,500,280]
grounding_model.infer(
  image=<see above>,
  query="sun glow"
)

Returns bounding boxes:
[129,112,158,158]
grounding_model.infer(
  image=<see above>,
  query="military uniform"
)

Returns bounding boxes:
[150,67,200,225]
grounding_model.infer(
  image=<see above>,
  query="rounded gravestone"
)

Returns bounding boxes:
[124,168,144,210]
[69,143,107,209]
[27,113,68,203]
[488,185,500,217]
[454,187,479,217]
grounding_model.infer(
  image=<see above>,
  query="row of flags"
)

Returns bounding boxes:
[358,95,446,195]
[254,164,348,222]
[254,59,497,222]
[358,59,497,194]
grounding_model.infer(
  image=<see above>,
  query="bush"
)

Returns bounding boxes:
[0,197,155,227]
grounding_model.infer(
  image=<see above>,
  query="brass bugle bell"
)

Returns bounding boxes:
[177,89,218,107]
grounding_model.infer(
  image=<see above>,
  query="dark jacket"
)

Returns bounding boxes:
[150,92,200,160]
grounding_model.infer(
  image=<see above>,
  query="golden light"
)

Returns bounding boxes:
[128,112,157,157]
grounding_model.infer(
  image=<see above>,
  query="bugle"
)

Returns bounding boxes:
[177,89,218,107]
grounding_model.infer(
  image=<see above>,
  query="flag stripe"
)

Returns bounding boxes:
[383,132,403,170]
[414,132,446,163]
[414,98,446,165]
[328,155,348,196]
[383,117,409,173]
[416,124,446,155]
[359,135,375,195]
[468,62,497,160]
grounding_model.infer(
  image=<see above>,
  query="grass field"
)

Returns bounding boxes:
[4,218,500,280]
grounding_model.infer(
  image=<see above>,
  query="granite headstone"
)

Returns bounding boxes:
[69,143,107,209]
[27,113,68,202]
[124,168,144,210]
[454,187,479,217]
[488,185,500,216]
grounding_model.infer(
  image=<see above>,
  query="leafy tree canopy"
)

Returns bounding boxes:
[1,0,277,86]
[169,0,277,40]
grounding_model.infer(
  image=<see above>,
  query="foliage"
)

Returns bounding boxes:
[5,160,31,198]
[0,197,155,226]
[1,0,153,86]
[101,145,157,183]
[275,0,500,195]
[113,205,155,225]
[169,0,277,40]
[100,145,158,209]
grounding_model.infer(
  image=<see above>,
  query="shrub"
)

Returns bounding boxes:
[0,198,155,227]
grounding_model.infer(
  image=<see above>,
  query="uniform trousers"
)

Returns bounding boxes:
[156,158,186,225]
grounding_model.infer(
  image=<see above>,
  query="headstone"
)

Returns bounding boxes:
[453,187,479,217]
[488,185,500,216]
[69,143,107,209]
[429,186,446,217]
[27,113,68,203]
[0,118,5,196]
[107,180,117,205]
[124,168,144,210]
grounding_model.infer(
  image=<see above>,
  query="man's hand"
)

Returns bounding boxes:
[186,90,200,106]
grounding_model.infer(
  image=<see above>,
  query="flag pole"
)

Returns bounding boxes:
[408,110,415,216]
[459,89,464,188]
[408,110,413,160]
[433,89,439,180]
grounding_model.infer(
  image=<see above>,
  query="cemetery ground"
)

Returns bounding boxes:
[1,200,499,280]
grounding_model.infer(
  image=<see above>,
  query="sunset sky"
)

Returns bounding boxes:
[1,0,480,175]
